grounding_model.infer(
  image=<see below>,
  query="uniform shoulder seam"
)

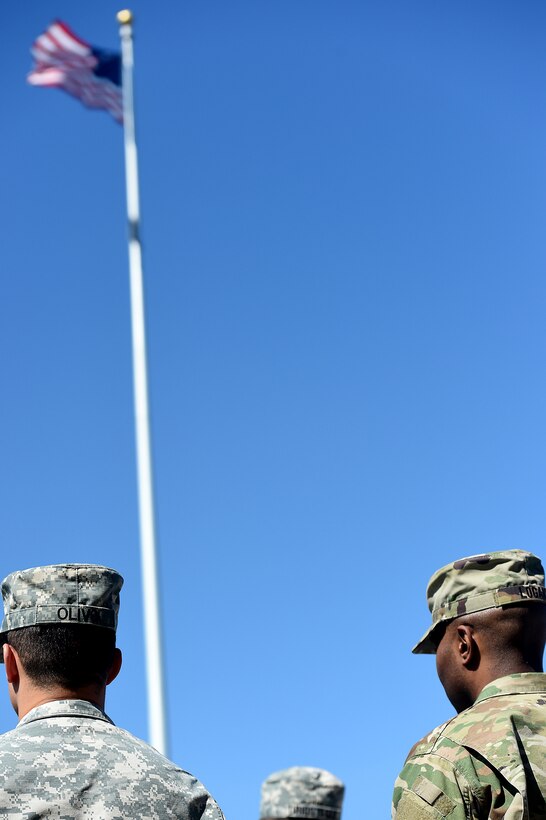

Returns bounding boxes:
[406,715,461,757]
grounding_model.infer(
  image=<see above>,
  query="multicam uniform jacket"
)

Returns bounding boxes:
[392,673,546,819]
[0,698,224,819]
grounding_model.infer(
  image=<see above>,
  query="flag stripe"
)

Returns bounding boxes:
[48,22,91,55]
[27,68,67,86]
[35,34,59,54]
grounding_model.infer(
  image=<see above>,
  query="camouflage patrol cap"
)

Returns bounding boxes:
[413,549,546,654]
[259,766,345,820]
[0,564,123,652]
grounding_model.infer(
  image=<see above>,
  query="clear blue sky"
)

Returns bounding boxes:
[2,2,546,818]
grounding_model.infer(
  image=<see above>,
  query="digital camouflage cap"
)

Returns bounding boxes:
[0,563,123,655]
[259,766,345,820]
[413,549,546,654]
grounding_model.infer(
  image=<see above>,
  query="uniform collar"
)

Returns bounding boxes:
[17,698,114,727]
[475,672,546,705]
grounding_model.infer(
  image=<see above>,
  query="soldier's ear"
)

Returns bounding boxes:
[456,624,478,669]
[106,648,122,686]
[3,645,20,685]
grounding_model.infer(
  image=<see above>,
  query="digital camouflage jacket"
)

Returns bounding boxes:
[392,673,546,819]
[0,698,224,819]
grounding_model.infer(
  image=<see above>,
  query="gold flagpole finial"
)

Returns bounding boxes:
[117,9,133,25]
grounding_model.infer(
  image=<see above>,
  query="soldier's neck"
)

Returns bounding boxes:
[15,683,106,720]
[464,658,543,711]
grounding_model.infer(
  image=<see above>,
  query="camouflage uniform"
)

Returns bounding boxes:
[260,766,345,819]
[392,550,546,819]
[0,698,223,819]
[0,564,225,820]
[393,673,546,819]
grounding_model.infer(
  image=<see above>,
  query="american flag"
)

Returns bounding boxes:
[28,21,123,124]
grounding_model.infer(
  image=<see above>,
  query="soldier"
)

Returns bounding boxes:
[392,549,546,819]
[0,563,224,819]
[259,766,344,820]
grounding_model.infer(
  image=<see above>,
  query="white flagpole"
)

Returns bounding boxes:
[117,9,169,757]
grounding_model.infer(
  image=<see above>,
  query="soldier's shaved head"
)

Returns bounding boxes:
[465,604,546,662]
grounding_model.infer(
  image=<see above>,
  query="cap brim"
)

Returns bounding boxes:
[412,622,442,654]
